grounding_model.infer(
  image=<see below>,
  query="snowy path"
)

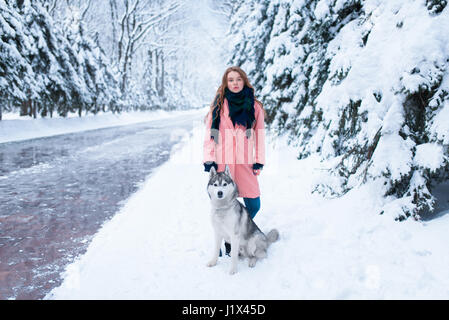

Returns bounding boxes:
[0,110,204,299]
[46,123,449,299]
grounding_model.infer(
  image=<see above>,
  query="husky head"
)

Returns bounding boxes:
[207,165,238,202]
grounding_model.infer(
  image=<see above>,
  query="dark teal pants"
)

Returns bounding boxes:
[244,197,261,219]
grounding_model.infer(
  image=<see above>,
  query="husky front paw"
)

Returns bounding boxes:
[229,267,238,275]
[207,259,218,267]
[248,258,257,268]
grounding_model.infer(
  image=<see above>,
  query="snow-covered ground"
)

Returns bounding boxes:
[40,118,449,300]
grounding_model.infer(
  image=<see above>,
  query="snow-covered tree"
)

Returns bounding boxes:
[19,0,79,118]
[0,0,122,119]
[228,0,449,220]
[0,0,36,119]
[228,0,277,95]
[62,12,120,116]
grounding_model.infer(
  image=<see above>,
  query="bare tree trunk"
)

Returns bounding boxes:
[160,50,165,97]
[180,60,185,94]
[121,62,128,92]
[109,0,118,63]
[80,0,92,21]
[152,49,157,91]
[148,49,153,89]
[117,0,129,68]
[32,101,37,119]
[155,49,160,95]
[21,100,31,116]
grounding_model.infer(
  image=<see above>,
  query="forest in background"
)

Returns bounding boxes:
[0,0,229,120]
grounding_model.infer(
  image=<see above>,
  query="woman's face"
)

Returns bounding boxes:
[227,71,244,93]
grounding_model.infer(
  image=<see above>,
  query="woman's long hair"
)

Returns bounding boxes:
[206,66,264,123]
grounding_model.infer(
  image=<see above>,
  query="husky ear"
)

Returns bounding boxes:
[210,166,217,176]
[225,165,231,176]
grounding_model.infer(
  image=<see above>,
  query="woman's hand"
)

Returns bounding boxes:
[252,163,263,176]
[204,161,218,172]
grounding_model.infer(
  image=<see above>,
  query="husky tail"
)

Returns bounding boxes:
[266,229,279,244]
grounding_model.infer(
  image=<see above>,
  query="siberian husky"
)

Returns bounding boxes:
[206,165,279,275]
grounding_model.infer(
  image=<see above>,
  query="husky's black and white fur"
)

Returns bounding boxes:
[206,166,279,275]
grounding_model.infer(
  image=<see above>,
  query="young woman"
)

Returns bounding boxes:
[203,66,265,256]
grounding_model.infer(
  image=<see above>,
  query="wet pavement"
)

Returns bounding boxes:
[0,112,201,299]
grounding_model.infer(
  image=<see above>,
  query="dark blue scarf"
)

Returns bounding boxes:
[211,86,255,141]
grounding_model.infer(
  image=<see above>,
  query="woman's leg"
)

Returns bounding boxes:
[244,197,261,219]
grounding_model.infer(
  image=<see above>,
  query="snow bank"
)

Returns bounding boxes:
[0,108,205,144]
[45,123,449,299]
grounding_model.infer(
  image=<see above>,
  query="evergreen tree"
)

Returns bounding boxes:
[91,33,121,114]
[228,0,277,95]
[19,0,75,118]
[0,0,36,118]
[228,0,449,220]
[0,0,122,119]
[64,20,120,116]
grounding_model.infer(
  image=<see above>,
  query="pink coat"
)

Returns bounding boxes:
[203,98,265,198]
